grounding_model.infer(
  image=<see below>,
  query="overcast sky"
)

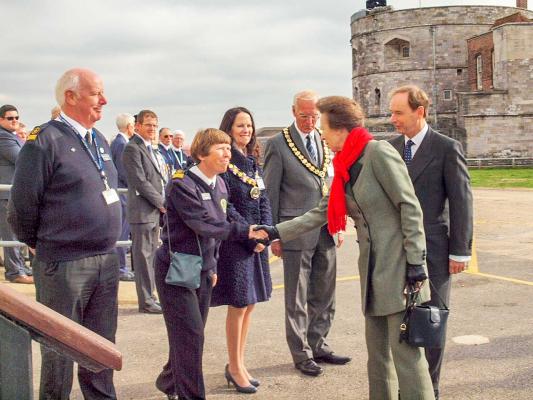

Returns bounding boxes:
[2,0,529,140]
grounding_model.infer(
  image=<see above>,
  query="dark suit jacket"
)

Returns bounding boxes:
[110,133,129,188]
[123,134,165,224]
[263,123,330,250]
[389,127,473,276]
[0,127,23,200]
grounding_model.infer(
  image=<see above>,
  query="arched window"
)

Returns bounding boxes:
[354,87,359,100]
[375,88,381,106]
[476,55,483,90]
[384,38,411,61]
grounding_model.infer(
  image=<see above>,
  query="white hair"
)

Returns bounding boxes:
[115,113,135,132]
[55,69,82,106]
[173,129,185,138]
[293,90,319,106]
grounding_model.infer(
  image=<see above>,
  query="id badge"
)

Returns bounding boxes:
[257,177,266,190]
[102,188,120,205]
[201,192,212,200]
[327,163,334,178]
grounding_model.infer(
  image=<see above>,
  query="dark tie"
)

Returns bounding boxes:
[403,139,415,165]
[306,135,317,164]
[85,131,92,146]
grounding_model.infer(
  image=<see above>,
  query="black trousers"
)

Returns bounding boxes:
[154,250,213,400]
[33,253,119,400]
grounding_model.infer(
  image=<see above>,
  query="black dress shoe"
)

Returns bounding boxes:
[314,353,351,365]
[139,304,163,314]
[295,359,323,376]
[434,389,439,400]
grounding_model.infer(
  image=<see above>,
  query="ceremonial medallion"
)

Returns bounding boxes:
[250,186,261,200]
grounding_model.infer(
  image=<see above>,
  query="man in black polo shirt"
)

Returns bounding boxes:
[8,68,121,400]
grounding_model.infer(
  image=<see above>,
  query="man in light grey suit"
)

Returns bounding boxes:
[389,85,473,400]
[263,90,350,377]
[123,109,166,314]
[0,104,32,284]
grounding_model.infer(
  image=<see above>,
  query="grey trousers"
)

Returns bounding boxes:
[282,233,336,364]
[0,199,28,280]
[366,312,435,400]
[130,221,159,309]
[33,253,119,400]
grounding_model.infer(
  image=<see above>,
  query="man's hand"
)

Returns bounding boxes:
[406,264,428,285]
[270,241,283,258]
[336,232,344,248]
[249,225,268,240]
[449,259,467,274]
[254,243,266,253]
[253,225,280,241]
[211,273,218,287]
[159,206,167,214]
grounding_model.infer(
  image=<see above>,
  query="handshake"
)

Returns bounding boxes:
[248,225,280,246]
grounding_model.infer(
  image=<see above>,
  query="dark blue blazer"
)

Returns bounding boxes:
[110,133,129,188]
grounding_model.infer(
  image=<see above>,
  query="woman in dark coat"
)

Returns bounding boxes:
[211,107,272,393]
[154,128,267,400]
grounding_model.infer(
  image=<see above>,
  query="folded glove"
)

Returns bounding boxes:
[253,225,280,241]
[406,263,428,285]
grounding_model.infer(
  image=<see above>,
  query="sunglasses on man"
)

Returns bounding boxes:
[2,116,19,121]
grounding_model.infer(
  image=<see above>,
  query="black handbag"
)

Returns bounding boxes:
[399,281,449,348]
[164,214,202,290]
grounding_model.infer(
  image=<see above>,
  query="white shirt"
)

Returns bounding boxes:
[59,112,91,138]
[294,123,318,162]
[404,123,428,159]
[189,165,216,189]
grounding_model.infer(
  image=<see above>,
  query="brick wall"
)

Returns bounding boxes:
[467,32,494,91]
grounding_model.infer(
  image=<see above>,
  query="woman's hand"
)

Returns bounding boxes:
[211,273,218,287]
[249,225,269,240]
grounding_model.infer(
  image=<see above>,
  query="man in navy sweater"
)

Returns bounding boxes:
[8,68,121,400]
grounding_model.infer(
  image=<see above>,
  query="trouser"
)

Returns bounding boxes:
[115,194,131,273]
[0,199,29,280]
[130,221,159,309]
[154,250,213,400]
[365,312,435,400]
[424,272,452,392]
[33,253,119,400]
[282,231,336,364]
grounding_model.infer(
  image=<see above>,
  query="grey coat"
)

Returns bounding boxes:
[277,140,430,316]
[123,134,165,224]
[0,127,23,200]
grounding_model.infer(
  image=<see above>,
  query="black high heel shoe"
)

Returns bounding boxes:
[248,377,260,387]
[224,364,257,394]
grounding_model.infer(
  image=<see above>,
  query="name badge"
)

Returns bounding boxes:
[201,192,211,200]
[102,153,111,161]
[327,163,334,178]
[102,188,120,205]
[257,177,266,190]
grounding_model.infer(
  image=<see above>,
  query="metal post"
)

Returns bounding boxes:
[430,25,438,128]
[0,314,33,400]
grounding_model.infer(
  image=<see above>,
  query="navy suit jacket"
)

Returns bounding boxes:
[0,127,23,200]
[110,133,129,188]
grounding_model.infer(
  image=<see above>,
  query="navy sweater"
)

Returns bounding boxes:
[8,121,121,262]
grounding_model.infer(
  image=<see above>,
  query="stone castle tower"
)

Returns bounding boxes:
[351,4,533,154]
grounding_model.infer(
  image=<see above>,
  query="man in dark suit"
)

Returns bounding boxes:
[0,104,32,284]
[263,90,350,377]
[110,113,136,281]
[389,85,473,400]
[171,129,191,170]
[123,110,166,314]
[157,127,176,179]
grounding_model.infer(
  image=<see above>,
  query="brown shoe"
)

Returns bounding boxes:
[10,275,34,284]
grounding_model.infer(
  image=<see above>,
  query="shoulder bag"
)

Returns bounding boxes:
[164,214,202,289]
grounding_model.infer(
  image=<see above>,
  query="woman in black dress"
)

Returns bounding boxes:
[154,128,267,400]
[211,107,273,393]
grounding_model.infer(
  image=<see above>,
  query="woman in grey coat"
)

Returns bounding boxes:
[258,96,435,400]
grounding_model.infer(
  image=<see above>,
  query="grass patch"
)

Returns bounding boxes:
[469,167,533,188]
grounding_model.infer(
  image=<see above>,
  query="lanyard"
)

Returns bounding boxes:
[59,116,110,189]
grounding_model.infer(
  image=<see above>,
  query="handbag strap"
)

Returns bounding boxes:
[164,213,202,258]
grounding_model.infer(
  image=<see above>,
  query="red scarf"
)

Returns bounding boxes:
[327,127,373,235]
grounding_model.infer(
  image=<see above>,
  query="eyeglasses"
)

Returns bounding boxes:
[3,116,19,121]
[162,135,173,138]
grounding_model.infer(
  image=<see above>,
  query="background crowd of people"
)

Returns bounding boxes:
[0,66,472,400]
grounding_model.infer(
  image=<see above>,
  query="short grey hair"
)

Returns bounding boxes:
[115,113,135,132]
[55,69,81,106]
[293,90,319,106]
[173,129,185,139]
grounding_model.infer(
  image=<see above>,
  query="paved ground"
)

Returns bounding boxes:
[2,188,533,399]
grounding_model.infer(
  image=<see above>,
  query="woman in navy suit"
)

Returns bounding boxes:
[154,128,267,400]
[211,107,272,394]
